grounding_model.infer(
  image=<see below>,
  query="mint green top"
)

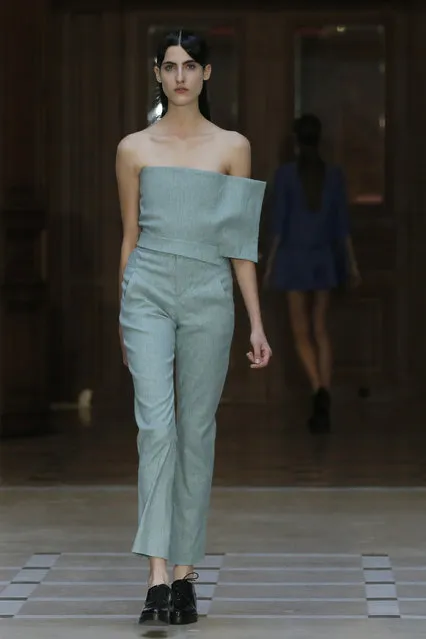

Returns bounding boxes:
[136,166,266,264]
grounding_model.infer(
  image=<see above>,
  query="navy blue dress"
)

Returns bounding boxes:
[269,162,350,291]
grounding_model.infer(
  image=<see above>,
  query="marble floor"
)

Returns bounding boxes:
[0,484,426,637]
[1,400,426,637]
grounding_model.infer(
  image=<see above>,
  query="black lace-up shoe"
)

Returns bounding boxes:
[170,572,199,625]
[138,583,171,625]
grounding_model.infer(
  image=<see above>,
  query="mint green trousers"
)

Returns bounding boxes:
[119,247,234,566]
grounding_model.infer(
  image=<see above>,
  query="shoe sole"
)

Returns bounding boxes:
[138,611,170,626]
[170,613,198,625]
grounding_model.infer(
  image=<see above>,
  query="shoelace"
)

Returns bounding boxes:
[172,571,199,607]
[182,571,199,583]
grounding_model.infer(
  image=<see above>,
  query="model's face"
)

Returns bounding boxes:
[155,45,211,107]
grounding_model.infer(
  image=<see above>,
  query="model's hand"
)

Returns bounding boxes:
[118,325,128,367]
[246,328,272,369]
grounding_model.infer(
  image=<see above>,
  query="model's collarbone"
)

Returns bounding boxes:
[147,136,229,172]
[147,152,228,174]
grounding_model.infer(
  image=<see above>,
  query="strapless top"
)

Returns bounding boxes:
[136,166,266,264]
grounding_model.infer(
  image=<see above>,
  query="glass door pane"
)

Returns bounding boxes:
[294,24,386,206]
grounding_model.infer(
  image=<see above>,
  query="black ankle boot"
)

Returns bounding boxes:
[308,387,331,434]
[170,572,199,625]
[315,387,331,414]
[139,583,171,625]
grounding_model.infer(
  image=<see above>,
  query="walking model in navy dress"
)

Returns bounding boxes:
[264,114,361,433]
[268,162,349,291]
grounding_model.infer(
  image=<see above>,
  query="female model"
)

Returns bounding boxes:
[116,30,272,626]
[264,114,360,433]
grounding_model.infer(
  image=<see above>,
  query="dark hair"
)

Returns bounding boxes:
[293,113,325,211]
[153,30,211,121]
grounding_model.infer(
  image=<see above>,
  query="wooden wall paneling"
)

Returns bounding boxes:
[385,11,409,388]
[406,10,426,386]
[110,10,150,407]
[220,12,269,403]
[47,5,418,414]
[68,12,103,398]
[49,10,102,401]
[122,10,145,136]
[1,1,46,199]
[98,12,133,401]
[47,11,64,402]
[0,5,3,423]
[264,9,403,400]
[256,13,295,403]
[53,11,77,400]
[263,10,328,400]
[2,210,48,404]
[48,11,71,402]
[0,0,49,436]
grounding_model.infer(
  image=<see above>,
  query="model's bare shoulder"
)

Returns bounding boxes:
[219,130,251,177]
[116,130,151,172]
[227,130,251,150]
[116,133,138,164]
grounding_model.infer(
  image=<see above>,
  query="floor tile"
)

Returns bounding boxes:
[44,567,219,584]
[0,570,19,582]
[0,584,38,599]
[25,555,60,569]
[12,569,49,583]
[219,568,364,584]
[367,600,401,617]
[209,598,367,616]
[394,569,426,582]
[2,481,426,634]
[390,556,426,568]
[365,583,398,599]
[223,553,362,569]
[364,570,395,584]
[17,597,211,617]
[215,583,365,599]
[400,601,426,616]
[30,582,216,599]
[0,600,26,616]
[362,556,392,569]
[397,585,426,597]
[0,554,30,568]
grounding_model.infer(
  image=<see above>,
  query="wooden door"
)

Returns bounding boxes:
[48,8,270,408]
[263,11,409,402]
[48,6,411,410]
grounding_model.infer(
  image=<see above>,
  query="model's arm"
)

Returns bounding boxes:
[116,138,140,301]
[228,134,272,369]
[116,137,141,366]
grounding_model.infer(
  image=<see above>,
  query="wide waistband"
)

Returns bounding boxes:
[137,232,224,265]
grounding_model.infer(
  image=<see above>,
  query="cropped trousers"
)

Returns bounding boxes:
[119,246,234,566]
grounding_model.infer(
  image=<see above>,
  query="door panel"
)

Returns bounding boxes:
[264,12,405,399]
[49,9,268,405]
[48,7,407,408]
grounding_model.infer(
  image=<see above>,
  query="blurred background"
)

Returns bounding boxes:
[1,1,426,488]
